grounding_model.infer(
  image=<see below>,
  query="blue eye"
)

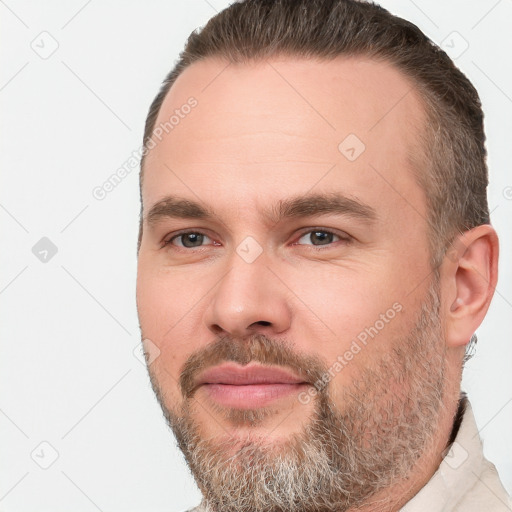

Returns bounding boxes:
[167,232,213,248]
[297,230,342,246]
[162,228,349,251]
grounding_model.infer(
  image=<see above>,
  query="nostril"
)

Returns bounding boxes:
[252,321,271,327]
[210,324,224,335]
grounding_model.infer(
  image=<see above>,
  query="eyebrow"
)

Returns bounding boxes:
[145,192,377,228]
[267,192,377,225]
[146,197,214,227]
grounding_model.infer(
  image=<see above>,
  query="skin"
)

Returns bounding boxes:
[136,56,498,510]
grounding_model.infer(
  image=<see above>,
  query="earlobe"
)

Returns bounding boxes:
[443,225,499,349]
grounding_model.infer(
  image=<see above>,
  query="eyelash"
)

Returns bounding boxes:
[162,228,352,250]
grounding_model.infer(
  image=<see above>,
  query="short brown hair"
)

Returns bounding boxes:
[138,0,490,266]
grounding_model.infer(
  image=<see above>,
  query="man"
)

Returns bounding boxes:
[135,0,510,510]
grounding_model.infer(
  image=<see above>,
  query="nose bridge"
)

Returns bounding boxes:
[204,245,292,337]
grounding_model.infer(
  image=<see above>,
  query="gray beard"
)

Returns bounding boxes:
[146,280,445,512]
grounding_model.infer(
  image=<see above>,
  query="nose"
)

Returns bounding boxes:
[203,250,292,339]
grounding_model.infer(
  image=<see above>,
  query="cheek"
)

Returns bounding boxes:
[136,265,200,394]
[288,265,412,380]
[294,264,400,335]
[137,261,204,339]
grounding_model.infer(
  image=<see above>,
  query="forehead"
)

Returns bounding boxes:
[142,56,427,225]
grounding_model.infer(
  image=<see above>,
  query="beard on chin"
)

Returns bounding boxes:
[145,280,446,512]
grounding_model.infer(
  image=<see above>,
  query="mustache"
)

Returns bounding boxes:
[179,333,328,399]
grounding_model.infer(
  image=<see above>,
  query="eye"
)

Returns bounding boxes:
[295,229,347,247]
[165,231,214,249]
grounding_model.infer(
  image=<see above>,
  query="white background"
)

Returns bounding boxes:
[1,1,511,511]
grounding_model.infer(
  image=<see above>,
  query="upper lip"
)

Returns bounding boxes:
[196,362,307,386]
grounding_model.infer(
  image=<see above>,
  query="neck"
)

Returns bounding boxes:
[351,387,464,512]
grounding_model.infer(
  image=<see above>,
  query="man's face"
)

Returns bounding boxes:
[136,57,446,510]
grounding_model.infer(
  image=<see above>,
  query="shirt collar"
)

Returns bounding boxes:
[401,395,485,511]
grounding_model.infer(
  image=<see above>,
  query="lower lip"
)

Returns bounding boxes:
[201,383,307,409]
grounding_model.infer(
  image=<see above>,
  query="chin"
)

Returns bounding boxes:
[190,401,311,443]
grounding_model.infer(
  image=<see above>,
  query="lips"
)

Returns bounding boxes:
[195,362,309,409]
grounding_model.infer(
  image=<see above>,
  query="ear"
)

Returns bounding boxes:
[441,225,499,349]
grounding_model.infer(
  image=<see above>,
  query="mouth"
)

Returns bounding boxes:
[195,362,310,409]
